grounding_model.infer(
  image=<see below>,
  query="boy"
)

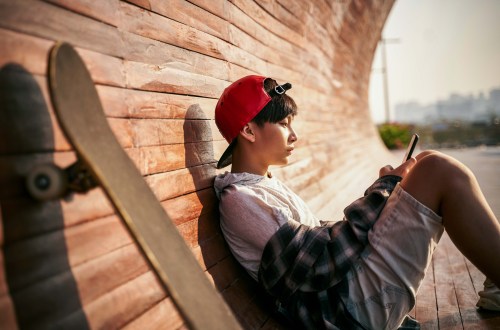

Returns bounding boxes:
[213,75,500,329]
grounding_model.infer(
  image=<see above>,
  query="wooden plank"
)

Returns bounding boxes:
[98,85,217,120]
[192,235,230,271]
[0,11,231,84]
[205,256,244,292]
[0,29,124,88]
[275,0,310,22]
[74,47,125,87]
[254,0,304,35]
[124,0,151,10]
[3,208,233,328]
[120,0,332,90]
[415,258,439,329]
[0,0,124,57]
[0,0,368,103]
[153,0,320,84]
[229,0,304,49]
[2,76,224,155]
[44,0,120,27]
[225,3,305,64]
[225,24,297,76]
[114,118,222,148]
[122,298,185,330]
[5,243,150,328]
[4,215,131,292]
[121,30,232,82]
[73,243,149,305]
[0,27,52,76]
[118,2,229,61]
[5,267,88,328]
[433,234,463,329]
[255,0,335,61]
[150,0,230,41]
[1,152,219,236]
[2,181,217,249]
[145,164,216,202]
[164,188,217,227]
[124,60,228,98]
[441,234,500,328]
[0,190,110,245]
[177,212,221,248]
[222,278,269,329]
[306,0,344,41]
[126,142,216,175]
[227,1,334,83]
[465,258,485,298]
[84,271,165,329]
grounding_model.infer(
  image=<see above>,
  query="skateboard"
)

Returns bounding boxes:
[26,42,241,330]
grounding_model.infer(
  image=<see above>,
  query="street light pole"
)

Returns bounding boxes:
[379,37,400,123]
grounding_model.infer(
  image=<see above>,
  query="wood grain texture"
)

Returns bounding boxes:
[0,0,401,328]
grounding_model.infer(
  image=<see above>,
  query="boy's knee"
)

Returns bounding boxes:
[416,152,473,184]
[415,150,442,161]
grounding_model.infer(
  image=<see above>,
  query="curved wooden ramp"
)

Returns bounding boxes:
[0,0,406,328]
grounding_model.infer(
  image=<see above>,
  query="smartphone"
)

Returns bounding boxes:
[402,134,419,163]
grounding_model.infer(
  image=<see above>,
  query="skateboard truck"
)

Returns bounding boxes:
[26,161,98,200]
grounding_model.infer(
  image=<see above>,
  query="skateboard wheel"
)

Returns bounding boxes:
[26,164,68,200]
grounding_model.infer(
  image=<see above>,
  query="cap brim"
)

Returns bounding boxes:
[216,140,236,169]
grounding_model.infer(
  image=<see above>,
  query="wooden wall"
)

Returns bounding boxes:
[0,0,395,328]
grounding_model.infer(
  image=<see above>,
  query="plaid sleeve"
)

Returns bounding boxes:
[343,175,401,244]
[258,219,364,300]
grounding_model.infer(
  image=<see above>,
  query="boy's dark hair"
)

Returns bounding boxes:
[251,78,298,126]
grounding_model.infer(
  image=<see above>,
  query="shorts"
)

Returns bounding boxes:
[341,183,444,329]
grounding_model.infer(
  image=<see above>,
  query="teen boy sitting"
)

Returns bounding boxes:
[213,75,500,329]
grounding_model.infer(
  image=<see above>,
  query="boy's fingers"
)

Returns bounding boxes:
[398,157,417,176]
[404,157,417,169]
[380,158,417,178]
[379,165,394,177]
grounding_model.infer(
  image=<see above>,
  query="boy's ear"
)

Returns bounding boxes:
[239,123,256,142]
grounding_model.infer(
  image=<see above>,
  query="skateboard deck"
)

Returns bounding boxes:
[48,42,241,330]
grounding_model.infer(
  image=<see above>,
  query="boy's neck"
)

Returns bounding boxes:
[230,145,269,176]
[230,162,268,177]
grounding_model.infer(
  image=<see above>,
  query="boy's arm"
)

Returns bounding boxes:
[342,175,402,244]
[363,174,402,196]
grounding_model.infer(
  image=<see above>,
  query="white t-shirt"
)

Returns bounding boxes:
[214,172,320,280]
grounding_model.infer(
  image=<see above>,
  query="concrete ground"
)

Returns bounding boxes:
[438,146,500,219]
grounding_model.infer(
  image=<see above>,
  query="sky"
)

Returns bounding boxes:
[369,0,500,123]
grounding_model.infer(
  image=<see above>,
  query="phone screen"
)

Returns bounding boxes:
[402,134,419,163]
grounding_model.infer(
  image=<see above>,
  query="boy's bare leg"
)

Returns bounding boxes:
[400,151,500,287]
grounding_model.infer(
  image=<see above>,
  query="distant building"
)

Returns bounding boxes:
[394,87,500,124]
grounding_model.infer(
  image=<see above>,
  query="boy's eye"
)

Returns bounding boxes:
[280,121,288,127]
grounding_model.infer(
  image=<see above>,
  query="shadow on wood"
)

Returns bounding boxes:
[0,63,89,328]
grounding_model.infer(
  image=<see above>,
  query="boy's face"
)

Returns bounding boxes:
[251,114,298,166]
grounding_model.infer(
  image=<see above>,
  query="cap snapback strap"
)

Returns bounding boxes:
[268,83,292,97]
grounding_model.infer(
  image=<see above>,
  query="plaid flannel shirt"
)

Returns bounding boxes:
[258,175,420,329]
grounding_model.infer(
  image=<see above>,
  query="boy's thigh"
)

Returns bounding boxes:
[368,183,444,296]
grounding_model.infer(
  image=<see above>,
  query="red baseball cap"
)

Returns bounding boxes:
[215,75,292,168]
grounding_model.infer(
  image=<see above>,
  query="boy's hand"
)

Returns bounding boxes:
[379,157,417,179]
